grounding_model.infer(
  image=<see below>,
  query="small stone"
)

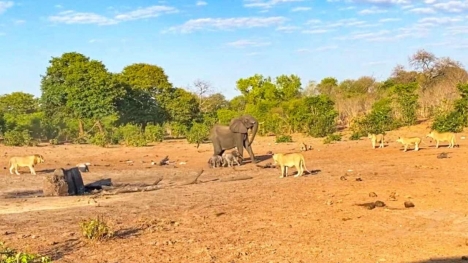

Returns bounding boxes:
[374,201,386,207]
[369,192,378,197]
[355,177,362,181]
[404,201,415,208]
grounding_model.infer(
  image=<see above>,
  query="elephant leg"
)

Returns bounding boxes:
[236,140,245,164]
[243,140,257,163]
[213,141,224,156]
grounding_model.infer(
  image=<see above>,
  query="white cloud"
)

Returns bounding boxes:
[196,1,208,6]
[409,7,436,14]
[167,16,287,33]
[363,61,388,66]
[291,6,311,12]
[417,16,463,27]
[315,45,338,51]
[433,1,468,13]
[244,0,304,9]
[55,4,63,9]
[13,19,25,24]
[114,6,178,21]
[358,6,388,14]
[49,10,117,25]
[0,1,14,14]
[296,48,311,53]
[226,39,271,48]
[276,25,300,32]
[302,29,331,34]
[352,0,410,5]
[49,5,178,25]
[378,17,401,22]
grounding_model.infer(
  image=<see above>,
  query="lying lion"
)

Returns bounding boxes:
[8,154,45,175]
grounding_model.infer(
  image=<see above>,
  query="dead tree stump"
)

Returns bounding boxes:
[63,167,85,195]
[42,169,69,197]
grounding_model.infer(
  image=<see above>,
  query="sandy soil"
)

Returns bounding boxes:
[1,123,468,263]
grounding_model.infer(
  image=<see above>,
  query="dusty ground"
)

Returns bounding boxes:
[1,123,468,263]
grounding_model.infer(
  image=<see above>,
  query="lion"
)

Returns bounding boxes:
[272,152,311,178]
[367,133,385,149]
[395,137,422,152]
[426,130,458,148]
[8,154,45,175]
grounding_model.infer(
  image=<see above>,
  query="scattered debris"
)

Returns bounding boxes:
[404,201,415,208]
[179,161,187,165]
[158,156,170,166]
[389,191,397,201]
[219,175,253,182]
[266,150,273,155]
[256,162,276,169]
[355,177,363,182]
[76,163,90,172]
[437,152,449,159]
[340,175,348,181]
[369,192,378,197]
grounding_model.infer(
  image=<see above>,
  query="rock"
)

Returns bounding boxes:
[42,169,69,197]
[369,192,378,197]
[404,201,415,208]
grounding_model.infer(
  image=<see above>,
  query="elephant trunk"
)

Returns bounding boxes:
[248,121,258,146]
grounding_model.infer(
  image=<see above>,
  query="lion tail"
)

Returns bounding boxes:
[301,155,312,174]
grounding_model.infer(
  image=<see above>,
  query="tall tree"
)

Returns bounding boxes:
[0,92,39,115]
[40,52,125,135]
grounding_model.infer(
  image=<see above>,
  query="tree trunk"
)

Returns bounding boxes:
[96,120,104,133]
[78,119,84,136]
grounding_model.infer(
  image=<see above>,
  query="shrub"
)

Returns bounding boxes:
[80,216,114,241]
[168,122,187,138]
[275,134,292,143]
[186,122,209,146]
[323,133,342,144]
[0,242,51,263]
[3,130,33,146]
[144,124,164,142]
[391,83,419,126]
[119,124,146,147]
[350,98,397,136]
[431,110,465,133]
[349,132,364,140]
[89,132,110,147]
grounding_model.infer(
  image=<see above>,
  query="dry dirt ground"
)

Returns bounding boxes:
[1,123,468,263]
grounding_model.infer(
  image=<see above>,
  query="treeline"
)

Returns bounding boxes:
[0,49,468,147]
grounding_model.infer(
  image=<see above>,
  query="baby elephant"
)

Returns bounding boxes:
[222,152,242,167]
[208,155,223,168]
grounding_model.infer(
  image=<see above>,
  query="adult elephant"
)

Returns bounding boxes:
[209,115,259,164]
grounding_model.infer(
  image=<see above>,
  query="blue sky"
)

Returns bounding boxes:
[1,0,468,99]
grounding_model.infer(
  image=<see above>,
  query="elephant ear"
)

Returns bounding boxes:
[229,119,248,133]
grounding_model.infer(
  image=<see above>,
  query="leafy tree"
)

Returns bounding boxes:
[165,88,200,126]
[391,83,419,126]
[432,83,468,132]
[40,52,125,135]
[317,77,338,96]
[0,92,39,115]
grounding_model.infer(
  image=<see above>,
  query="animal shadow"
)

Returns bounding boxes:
[244,154,273,164]
[304,169,321,176]
[36,169,56,174]
[1,189,43,198]
[114,227,144,239]
[409,257,468,263]
[43,238,83,261]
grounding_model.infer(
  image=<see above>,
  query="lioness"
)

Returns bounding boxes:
[272,152,311,178]
[367,133,385,149]
[8,154,45,175]
[426,130,458,148]
[395,137,422,152]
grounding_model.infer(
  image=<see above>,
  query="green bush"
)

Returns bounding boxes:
[431,84,468,133]
[349,132,364,140]
[80,216,114,241]
[275,134,292,143]
[391,83,419,126]
[186,122,209,146]
[89,132,110,147]
[0,242,51,263]
[144,124,164,142]
[323,133,342,144]
[119,124,146,147]
[351,98,397,136]
[167,122,187,138]
[301,95,338,137]
[3,130,33,146]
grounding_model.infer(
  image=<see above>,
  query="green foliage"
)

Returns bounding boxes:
[216,109,239,125]
[301,95,338,137]
[186,122,209,145]
[431,83,468,133]
[144,124,165,142]
[119,124,147,147]
[323,133,342,144]
[168,122,187,138]
[0,242,51,263]
[351,98,396,136]
[391,83,419,126]
[89,132,110,147]
[349,132,363,140]
[3,130,33,146]
[0,92,39,115]
[275,135,292,143]
[80,216,114,241]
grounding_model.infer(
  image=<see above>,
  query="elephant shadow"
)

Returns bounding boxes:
[245,154,273,163]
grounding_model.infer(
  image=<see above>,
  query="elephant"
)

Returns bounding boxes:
[209,115,259,164]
